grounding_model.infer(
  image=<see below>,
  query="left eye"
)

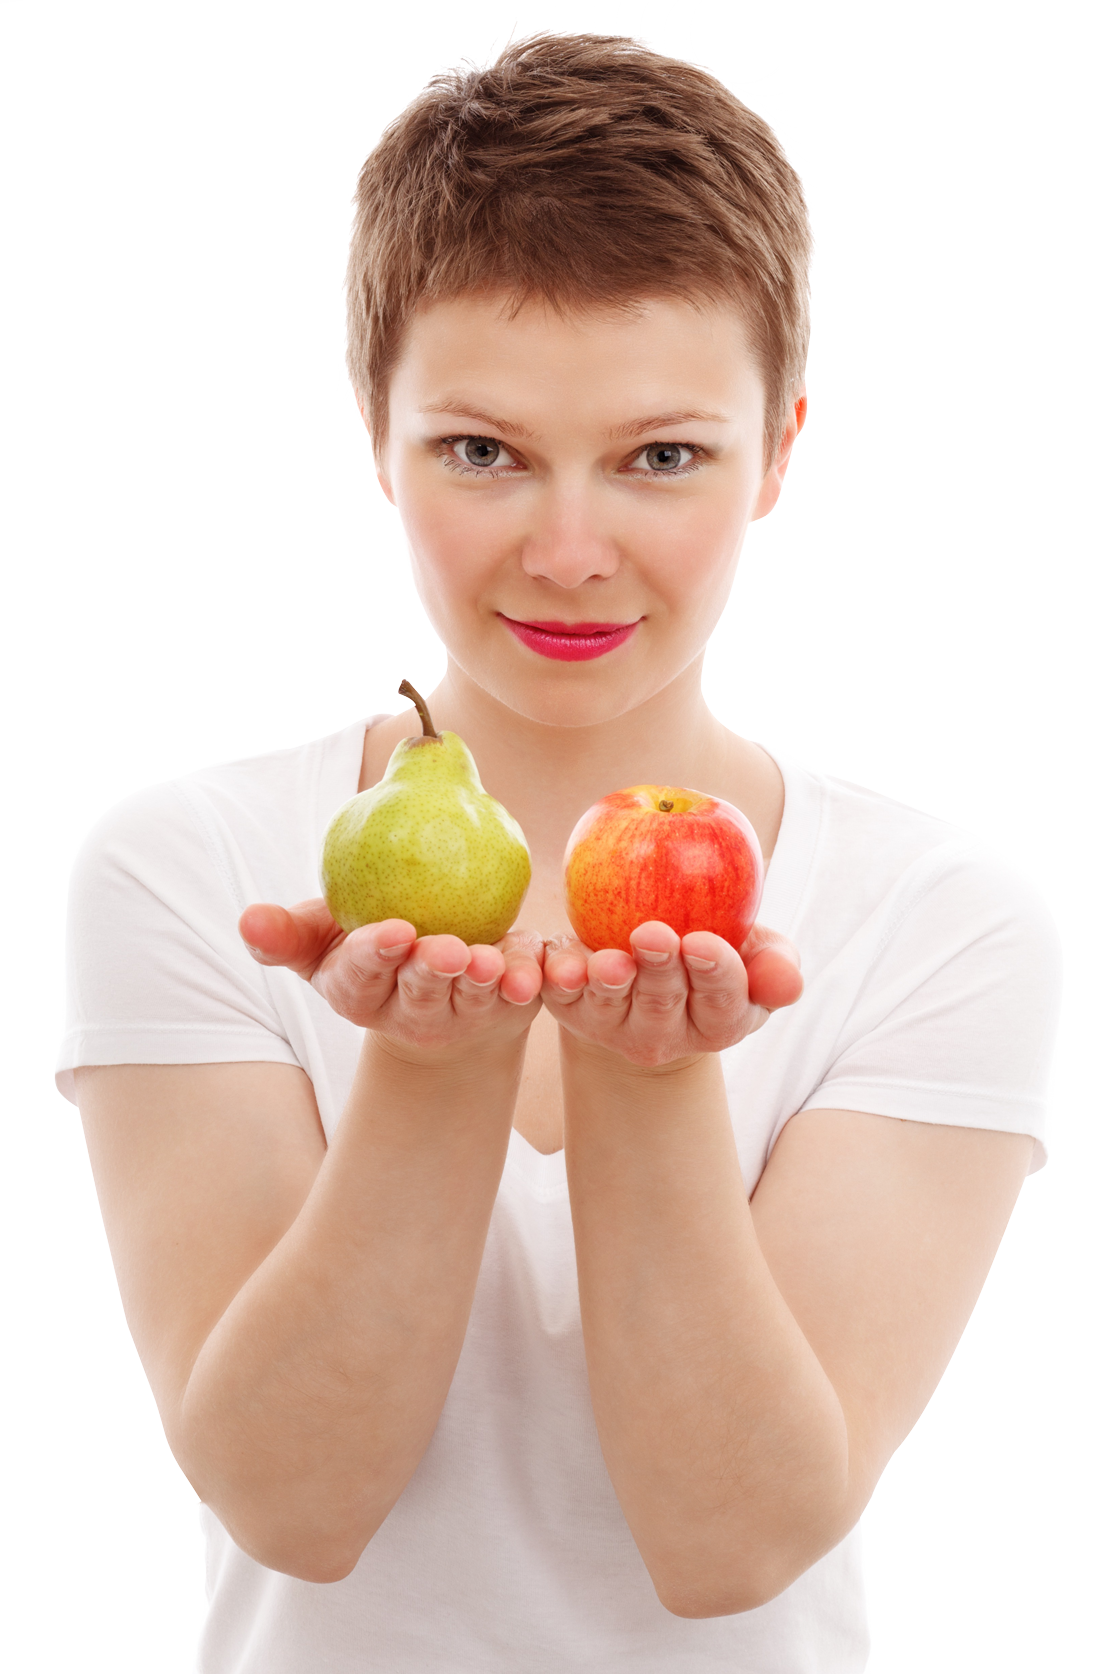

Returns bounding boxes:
[634,443,695,472]
[452,436,516,469]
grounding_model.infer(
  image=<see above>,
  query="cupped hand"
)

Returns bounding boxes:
[239,899,544,1052]
[541,920,803,1068]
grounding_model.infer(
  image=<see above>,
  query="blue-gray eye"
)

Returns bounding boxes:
[462,437,502,466]
[647,444,684,470]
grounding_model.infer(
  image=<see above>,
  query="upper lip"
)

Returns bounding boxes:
[500,616,641,634]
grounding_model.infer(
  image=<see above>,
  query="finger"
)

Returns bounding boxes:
[497,930,546,1006]
[584,947,638,1004]
[464,944,506,986]
[450,943,507,1010]
[342,919,419,972]
[625,921,688,1019]
[395,934,472,1008]
[240,899,347,976]
[540,940,589,1016]
[314,917,414,991]
[543,933,587,984]
[739,924,804,1010]
[680,930,744,980]
[312,920,418,1017]
[678,932,751,1026]
[627,920,680,966]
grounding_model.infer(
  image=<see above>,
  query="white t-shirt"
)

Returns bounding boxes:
[57,717,1060,1674]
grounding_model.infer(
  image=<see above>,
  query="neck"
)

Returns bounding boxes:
[424,657,743,871]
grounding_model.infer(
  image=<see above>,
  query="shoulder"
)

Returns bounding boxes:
[184,716,372,831]
[745,763,1061,1170]
[774,761,1059,974]
[60,720,376,1088]
[70,717,373,909]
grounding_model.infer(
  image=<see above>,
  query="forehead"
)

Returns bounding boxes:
[387,292,765,435]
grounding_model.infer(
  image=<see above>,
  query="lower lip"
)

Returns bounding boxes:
[499,617,641,662]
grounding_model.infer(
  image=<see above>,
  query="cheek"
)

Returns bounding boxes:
[394,430,520,524]
[394,466,481,574]
[394,475,511,631]
[640,491,748,618]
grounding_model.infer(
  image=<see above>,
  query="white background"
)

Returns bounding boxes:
[2,1,1112,1668]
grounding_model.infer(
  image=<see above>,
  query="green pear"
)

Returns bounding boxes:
[320,681,531,943]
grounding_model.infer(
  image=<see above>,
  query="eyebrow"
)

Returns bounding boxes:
[607,410,731,440]
[419,401,731,442]
[419,401,538,440]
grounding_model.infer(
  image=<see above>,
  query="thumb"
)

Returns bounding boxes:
[239,898,345,978]
[740,924,804,1011]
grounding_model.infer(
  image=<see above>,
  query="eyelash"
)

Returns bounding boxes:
[437,436,707,479]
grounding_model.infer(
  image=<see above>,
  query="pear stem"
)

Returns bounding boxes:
[399,679,439,739]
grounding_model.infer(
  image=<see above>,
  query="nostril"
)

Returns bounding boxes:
[519,531,622,585]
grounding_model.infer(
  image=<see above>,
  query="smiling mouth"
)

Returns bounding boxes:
[498,616,643,662]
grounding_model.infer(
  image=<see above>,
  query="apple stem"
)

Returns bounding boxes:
[659,799,675,812]
[399,680,438,739]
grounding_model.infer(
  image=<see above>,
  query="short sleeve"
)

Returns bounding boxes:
[57,781,301,1102]
[799,849,1062,1171]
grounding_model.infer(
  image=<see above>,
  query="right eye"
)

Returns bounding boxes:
[451,436,517,470]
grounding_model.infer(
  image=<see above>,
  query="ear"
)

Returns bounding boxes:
[376,462,396,506]
[366,418,396,502]
[356,383,399,502]
[751,393,807,521]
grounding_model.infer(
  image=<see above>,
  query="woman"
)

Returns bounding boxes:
[60,34,1059,1673]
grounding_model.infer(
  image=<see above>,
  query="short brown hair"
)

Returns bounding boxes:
[346,33,810,465]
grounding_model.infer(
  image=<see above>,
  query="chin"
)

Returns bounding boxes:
[469,654,679,730]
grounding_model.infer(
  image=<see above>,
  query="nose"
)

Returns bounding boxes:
[518,482,621,588]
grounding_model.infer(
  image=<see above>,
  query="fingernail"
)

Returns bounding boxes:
[377,941,412,961]
[244,943,264,958]
[463,973,500,989]
[684,955,717,972]
[599,977,635,991]
[634,948,670,965]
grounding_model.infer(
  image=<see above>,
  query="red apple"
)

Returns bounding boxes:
[563,784,764,954]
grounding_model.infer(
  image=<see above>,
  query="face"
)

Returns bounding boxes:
[376,292,798,728]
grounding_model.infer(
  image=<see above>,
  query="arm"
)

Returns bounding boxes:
[78,905,543,1583]
[545,922,1032,1617]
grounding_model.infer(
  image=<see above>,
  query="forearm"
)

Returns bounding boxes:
[176,1031,522,1580]
[562,1036,850,1616]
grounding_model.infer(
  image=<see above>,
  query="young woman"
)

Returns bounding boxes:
[61,34,1060,1673]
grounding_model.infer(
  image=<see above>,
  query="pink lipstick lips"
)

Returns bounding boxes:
[499,616,641,662]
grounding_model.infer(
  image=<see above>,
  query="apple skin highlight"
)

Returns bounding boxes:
[563,786,764,954]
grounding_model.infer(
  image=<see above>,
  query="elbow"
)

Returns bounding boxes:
[651,1529,849,1619]
[656,1573,789,1620]
[290,1556,362,1585]
[654,1447,858,1616]
[174,1435,393,1587]
[220,1519,367,1585]
[196,1494,374,1586]
[265,1545,363,1586]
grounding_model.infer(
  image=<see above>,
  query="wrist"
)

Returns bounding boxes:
[367,1026,526,1084]
[558,1029,730,1156]
[340,1029,526,1147]
[557,1028,712,1086]
[366,1024,525,1078]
